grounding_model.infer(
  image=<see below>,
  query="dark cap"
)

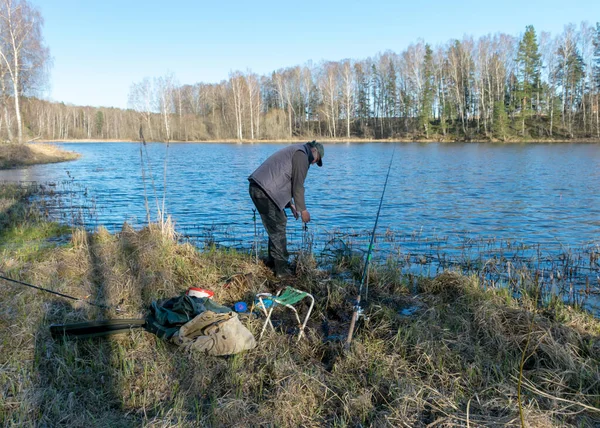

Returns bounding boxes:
[308,140,324,167]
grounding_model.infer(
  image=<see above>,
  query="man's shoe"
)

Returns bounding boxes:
[275,268,294,279]
[274,260,294,279]
[260,257,275,269]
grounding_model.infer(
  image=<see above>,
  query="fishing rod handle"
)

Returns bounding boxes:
[345,309,359,347]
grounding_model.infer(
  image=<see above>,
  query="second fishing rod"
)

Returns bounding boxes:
[346,144,396,348]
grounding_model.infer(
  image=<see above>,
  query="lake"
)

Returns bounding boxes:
[2,142,600,312]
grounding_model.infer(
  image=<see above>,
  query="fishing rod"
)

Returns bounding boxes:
[0,273,120,311]
[252,208,259,264]
[346,144,396,348]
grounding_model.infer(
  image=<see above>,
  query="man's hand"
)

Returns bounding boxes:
[301,210,311,223]
[290,204,299,220]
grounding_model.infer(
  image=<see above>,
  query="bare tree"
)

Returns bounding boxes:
[8,17,600,143]
[318,61,340,138]
[402,42,427,133]
[229,71,245,140]
[128,77,156,140]
[555,25,584,137]
[474,36,493,135]
[0,69,13,140]
[579,22,595,134]
[0,0,48,142]
[339,59,355,138]
[246,71,261,140]
[447,38,475,136]
[272,67,300,138]
[155,73,177,142]
[301,64,316,135]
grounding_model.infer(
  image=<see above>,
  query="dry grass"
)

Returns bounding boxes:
[1,198,599,426]
[0,142,79,169]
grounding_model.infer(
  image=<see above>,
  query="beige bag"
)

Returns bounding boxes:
[171,311,256,356]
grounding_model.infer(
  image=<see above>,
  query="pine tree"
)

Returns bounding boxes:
[492,101,509,141]
[515,25,542,136]
[419,44,435,138]
[354,62,371,136]
[384,60,397,136]
[95,110,104,136]
[371,63,383,138]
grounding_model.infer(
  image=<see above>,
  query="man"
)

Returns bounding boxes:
[248,140,324,278]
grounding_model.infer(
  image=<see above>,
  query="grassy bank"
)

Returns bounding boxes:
[0,143,80,169]
[0,186,599,427]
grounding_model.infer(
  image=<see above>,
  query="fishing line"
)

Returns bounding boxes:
[252,208,258,264]
[359,144,396,297]
[346,143,396,347]
[0,273,119,311]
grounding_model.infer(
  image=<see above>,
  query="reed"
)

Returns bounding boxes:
[1,186,599,426]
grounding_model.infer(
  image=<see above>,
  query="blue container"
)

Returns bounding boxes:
[255,298,274,310]
[234,301,248,313]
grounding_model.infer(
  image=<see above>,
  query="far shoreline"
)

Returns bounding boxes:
[35,137,600,145]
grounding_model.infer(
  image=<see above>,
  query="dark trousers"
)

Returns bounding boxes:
[249,183,288,270]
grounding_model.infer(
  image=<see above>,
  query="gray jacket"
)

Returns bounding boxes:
[249,143,310,211]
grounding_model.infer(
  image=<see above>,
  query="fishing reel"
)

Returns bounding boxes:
[352,303,369,322]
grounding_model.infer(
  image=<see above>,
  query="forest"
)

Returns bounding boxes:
[1,0,600,142]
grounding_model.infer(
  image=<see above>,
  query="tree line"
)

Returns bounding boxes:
[1,0,599,143]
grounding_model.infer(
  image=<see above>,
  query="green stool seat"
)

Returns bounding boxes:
[274,287,308,306]
[256,286,315,341]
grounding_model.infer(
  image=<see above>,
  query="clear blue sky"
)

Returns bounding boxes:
[32,0,599,109]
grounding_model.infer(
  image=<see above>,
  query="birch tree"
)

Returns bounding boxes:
[0,0,48,142]
[271,69,296,137]
[229,71,245,140]
[339,59,355,138]
[555,25,584,136]
[246,71,261,140]
[448,39,474,136]
[433,46,449,136]
[128,77,156,140]
[592,22,600,136]
[155,73,176,142]
[318,61,340,138]
[579,22,595,134]
[298,64,317,135]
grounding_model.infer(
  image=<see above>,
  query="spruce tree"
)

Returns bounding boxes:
[420,44,435,138]
[384,60,397,136]
[354,62,371,136]
[95,111,104,136]
[516,25,542,136]
[492,101,509,141]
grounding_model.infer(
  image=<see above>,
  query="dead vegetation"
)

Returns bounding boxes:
[0,194,599,426]
[0,143,79,169]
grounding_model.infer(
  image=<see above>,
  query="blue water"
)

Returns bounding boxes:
[2,142,600,311]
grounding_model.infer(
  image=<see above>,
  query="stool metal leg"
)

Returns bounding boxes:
[257,293,276,339]
[255,289,315,341]
[297,294,315,341]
